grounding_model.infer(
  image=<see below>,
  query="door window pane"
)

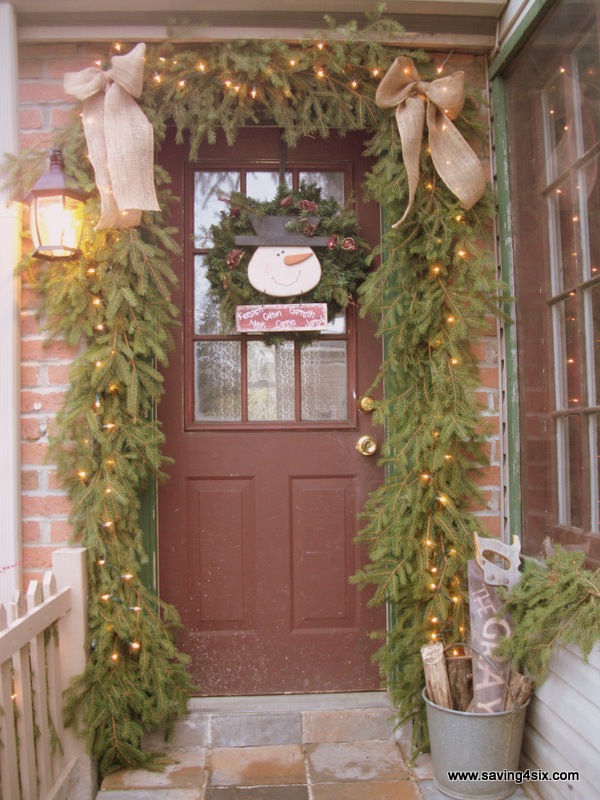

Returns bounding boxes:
[567,414,584,528]
[299,171,345,204]
[194,256,234,335]
[555,295,581,410]
[247,171,292,200]
[247,340,295,421]
[194,171,240,247]
[194,341,241,422]
[301,340,348,421]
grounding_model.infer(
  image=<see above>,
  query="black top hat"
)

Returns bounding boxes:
[234,215,329,247]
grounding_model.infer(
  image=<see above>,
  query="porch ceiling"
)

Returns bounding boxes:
[12,0,509,50]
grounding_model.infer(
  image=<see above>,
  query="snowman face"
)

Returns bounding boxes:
[247,246,322,298]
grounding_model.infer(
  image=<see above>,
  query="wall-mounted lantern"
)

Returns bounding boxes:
[25,149,86,261]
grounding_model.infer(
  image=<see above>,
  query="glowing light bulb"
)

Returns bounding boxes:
[93,297,101,306]
[426,539,433,547]
[421,472,432,480]
[251,87,257,99]
[431,617,439,623]
[446,315,455,323]
[130,641,141,650]
[154,74,162,83]
[178,80,186,88]
[430,582,437,590]
[450,358,459,365]
[98,558,106,566]
[103,521,113,528]
[371,68,380,77]
[110,653,119,662]
[95,360,102,368]
[317,69,325,78]
[78,470,87,479]
[197,62,206,72]
[122,573,133,581]
[317,42,324,50]
[101,593,111,601]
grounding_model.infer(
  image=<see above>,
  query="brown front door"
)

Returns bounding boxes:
[158,127,385,695]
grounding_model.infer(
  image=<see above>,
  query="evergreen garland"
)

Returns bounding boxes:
[205,183,370,329]
[9,7,505,773]
[496,548,600,684]
[352,111,504,752]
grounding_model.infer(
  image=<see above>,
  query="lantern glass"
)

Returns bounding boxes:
[25,150,86,261]
[30,194,83,260]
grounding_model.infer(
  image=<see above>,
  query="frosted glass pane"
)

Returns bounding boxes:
[194,341,241,421]
[194,171,240,247]
[301,341,347,421]
[247,340,295,421]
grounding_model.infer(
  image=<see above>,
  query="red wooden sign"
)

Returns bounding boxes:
[235,303,329,333]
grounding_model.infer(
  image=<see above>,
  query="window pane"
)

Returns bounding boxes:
[301,340,347,421]
[576,26,600,156]
[247,171,292,201]
[567,414,584,528]
[299,172,345,204]
[592,284,600,405]
[194,171,240,247]
[247,340,295,421]
[555,295,581,409]
[194,256,233,335]
[194,341,241,422]
[584,157,600,279]
[550,176,581,292]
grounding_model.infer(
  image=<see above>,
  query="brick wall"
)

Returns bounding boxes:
[16,44,503,585]
[18,43,100,584]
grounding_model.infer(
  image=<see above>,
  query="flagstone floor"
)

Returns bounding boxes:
[96,693,531,800]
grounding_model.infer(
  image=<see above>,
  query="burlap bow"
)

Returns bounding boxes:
[376,57,486,228]
[64,43,159,229]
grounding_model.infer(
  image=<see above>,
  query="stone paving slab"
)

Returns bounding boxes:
[306,740,410,783]
[209,745,306,787]
[143,714,211,750]
[312,779,421,800]
[302,707,393,744]
[212,712,303,747]
[205,786,309,800]
[101,748,207,791]
[98,791,202,800]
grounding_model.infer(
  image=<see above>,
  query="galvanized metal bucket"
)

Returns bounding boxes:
[423,689,530,800]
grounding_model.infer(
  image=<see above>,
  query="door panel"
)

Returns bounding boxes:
[158,127,385,694]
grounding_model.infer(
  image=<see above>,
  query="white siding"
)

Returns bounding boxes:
[522,644,600,800]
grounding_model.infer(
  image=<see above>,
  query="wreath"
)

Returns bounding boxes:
[205,183,371,328]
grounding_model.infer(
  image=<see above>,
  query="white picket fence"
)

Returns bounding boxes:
[0,547,95,800]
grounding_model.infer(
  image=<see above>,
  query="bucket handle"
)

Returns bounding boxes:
[444,642,520,711]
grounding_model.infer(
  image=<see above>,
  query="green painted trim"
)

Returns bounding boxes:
[139,477,157,593]
[491,78,522,541]
[489,0,557,79]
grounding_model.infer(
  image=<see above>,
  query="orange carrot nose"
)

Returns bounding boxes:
[283,251,312,266]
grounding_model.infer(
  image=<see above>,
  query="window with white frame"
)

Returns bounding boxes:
[505,0,600,566]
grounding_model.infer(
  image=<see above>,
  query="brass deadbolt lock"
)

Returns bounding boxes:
[358,395,376,413]
[356,435,378,456]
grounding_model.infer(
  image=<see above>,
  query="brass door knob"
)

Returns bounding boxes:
[358,395,376,413]
[356,435,378,456]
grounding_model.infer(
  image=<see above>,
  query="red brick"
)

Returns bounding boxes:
[20,107,43,129]
[22,494,71,517]
[21,313,42,336]
[19,59,46,79]
[21,286,42,311]
[472,465,501,486]
[20,131,55,150]
[51,107,77,129]
[21,338,79,362]
[48,364,72,385]
[21,365,41,387]
[21,442,49,465]
[22,520,42,543]
[478,366,499,389]
[19,81,70,104]
[21,390,66,414]
[21,470,40,490]
[22,545,56,570]
[473,515,502,538]
[48,56,102,78]
[21,418,44,441]
[50,520,74,542]
[48,470,63,490]
[19,44,81,59]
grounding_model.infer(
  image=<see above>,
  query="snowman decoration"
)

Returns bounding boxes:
[235,214,329,298]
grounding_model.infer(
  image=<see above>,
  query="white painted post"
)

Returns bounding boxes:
[52,547,88,760]
[0,2,23,605]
